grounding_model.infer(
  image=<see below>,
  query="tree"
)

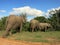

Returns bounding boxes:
[0,17,7,30]
[34,16,49,23]
[49,8,60,30]
[22,22,30,31]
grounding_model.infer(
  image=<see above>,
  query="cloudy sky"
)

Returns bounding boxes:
[0,0,60,21]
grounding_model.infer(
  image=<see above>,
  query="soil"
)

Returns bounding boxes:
[0,38,60,45]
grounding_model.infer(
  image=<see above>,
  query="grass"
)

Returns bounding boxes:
[0,30,60,43]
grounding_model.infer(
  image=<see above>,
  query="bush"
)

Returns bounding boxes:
[0,17,7,30]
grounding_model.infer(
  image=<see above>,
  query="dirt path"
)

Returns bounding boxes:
[0,38,60,45]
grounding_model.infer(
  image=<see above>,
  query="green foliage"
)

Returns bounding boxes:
[7,31,60,42]
[22,22,30,31]
[34,16,49,23]
[0,17,7,30]
[49,10,60,30]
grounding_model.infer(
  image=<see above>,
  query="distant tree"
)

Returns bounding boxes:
[34,16,49,23]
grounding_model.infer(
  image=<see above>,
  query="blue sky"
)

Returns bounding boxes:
[0,0,60,20]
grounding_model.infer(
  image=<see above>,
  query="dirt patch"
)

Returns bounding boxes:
[0,38,60,45]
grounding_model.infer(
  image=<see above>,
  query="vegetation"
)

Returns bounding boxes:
[8,31,60,42]
[34,16,49,23]
[48,9,60,30]
[0,17,7,30]
[0,30,60,43]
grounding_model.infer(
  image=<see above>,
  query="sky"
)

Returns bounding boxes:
[0,0,60,21]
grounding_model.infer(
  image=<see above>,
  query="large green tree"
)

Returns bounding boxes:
[49,9,60,30]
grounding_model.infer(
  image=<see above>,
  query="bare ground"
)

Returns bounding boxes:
[0,38,60,45]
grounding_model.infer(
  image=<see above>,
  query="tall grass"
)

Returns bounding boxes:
[6,31,60,43]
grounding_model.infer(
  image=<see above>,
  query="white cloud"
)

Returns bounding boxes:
[45,7,60,17]
[10,6,43,16]
[0,10,6,19]
[0,10,6,12]
[47,7,60,14]
[0,15,4,19]
[10,6,60,21]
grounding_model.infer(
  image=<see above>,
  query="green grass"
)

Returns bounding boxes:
[0,30,60,43]
[0,30,5,36]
